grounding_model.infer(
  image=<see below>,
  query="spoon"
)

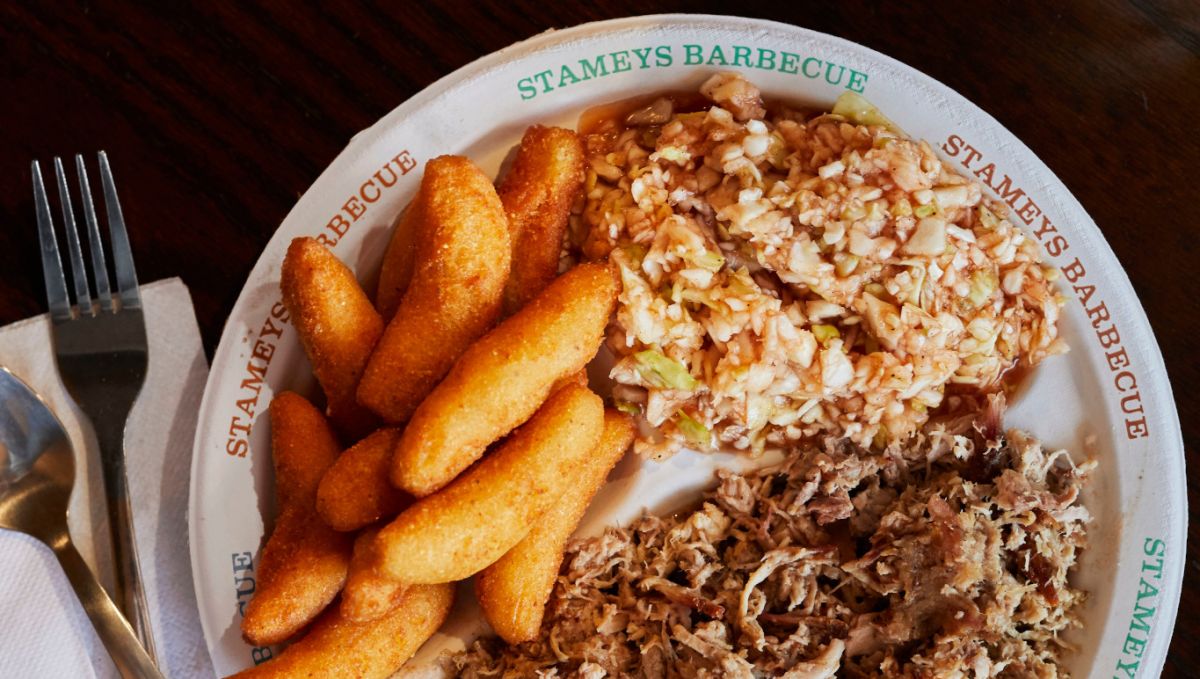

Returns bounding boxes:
[0,366,162,678]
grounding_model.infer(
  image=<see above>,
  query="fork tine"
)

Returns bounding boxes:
[32,161,72,321]
[53,157,93,314]
[97,151,140,309]
[76,155,113,312]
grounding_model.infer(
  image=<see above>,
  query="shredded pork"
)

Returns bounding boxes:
[454,407,1092,678]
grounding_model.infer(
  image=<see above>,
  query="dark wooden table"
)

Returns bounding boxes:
[1,1,1196,675]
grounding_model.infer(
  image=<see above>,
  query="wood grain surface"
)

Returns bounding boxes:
[0,1,1196,675]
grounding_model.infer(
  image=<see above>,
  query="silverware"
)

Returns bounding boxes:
[0,366,162,678]
[31,153,157,662]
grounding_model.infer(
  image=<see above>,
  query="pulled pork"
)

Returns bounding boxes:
[453,422,1093,678]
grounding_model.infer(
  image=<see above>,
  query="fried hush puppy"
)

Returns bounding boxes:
[280,238,383,439]
[476,408,634,644]
[341,527,409,623]
[316,427,410,532]
[357,155,512,424]
[498,125,585,315]
[374,196,424,321]
[241,392,352,647]
[391,262,617,496]
[373,383,604,585]
[228,582,453,679]
[498,126,589,390]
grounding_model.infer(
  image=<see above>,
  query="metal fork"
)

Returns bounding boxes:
[32,152,158,663]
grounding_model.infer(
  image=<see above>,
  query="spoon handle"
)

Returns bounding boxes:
[51,536,164,679]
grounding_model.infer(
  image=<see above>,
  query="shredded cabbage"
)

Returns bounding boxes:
[622,243,648,266]
[977,205,1000,230]
[968,269,999,307]
[765,132,789,169]
[680,287,720,309]
[675,410,711,447]
[908,264,927,307]
[634,350,699,390]
[841,203,867,221]
[831,91,896,130]
[812,324,841,344]
[866,200,888,223]
[689,250,725,272]
[913,203,937,219]
[652,146,691,164]
[615,400,642,416]
[835,254,859,277]
[617,261,645,295]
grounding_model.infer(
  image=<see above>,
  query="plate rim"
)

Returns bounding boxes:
[188,13,1187,677]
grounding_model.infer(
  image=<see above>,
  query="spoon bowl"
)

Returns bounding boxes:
[0,368,74,540]
[0,366,161,678]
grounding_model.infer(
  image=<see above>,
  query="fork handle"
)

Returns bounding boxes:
[93,417,160,664]
[51,535,164,678]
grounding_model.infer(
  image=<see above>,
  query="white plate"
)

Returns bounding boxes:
[188,14,1185,678]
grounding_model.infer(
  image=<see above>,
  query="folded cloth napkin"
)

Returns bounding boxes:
[0,278,214,678]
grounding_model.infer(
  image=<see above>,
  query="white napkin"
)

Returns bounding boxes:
[0,278,214,678]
